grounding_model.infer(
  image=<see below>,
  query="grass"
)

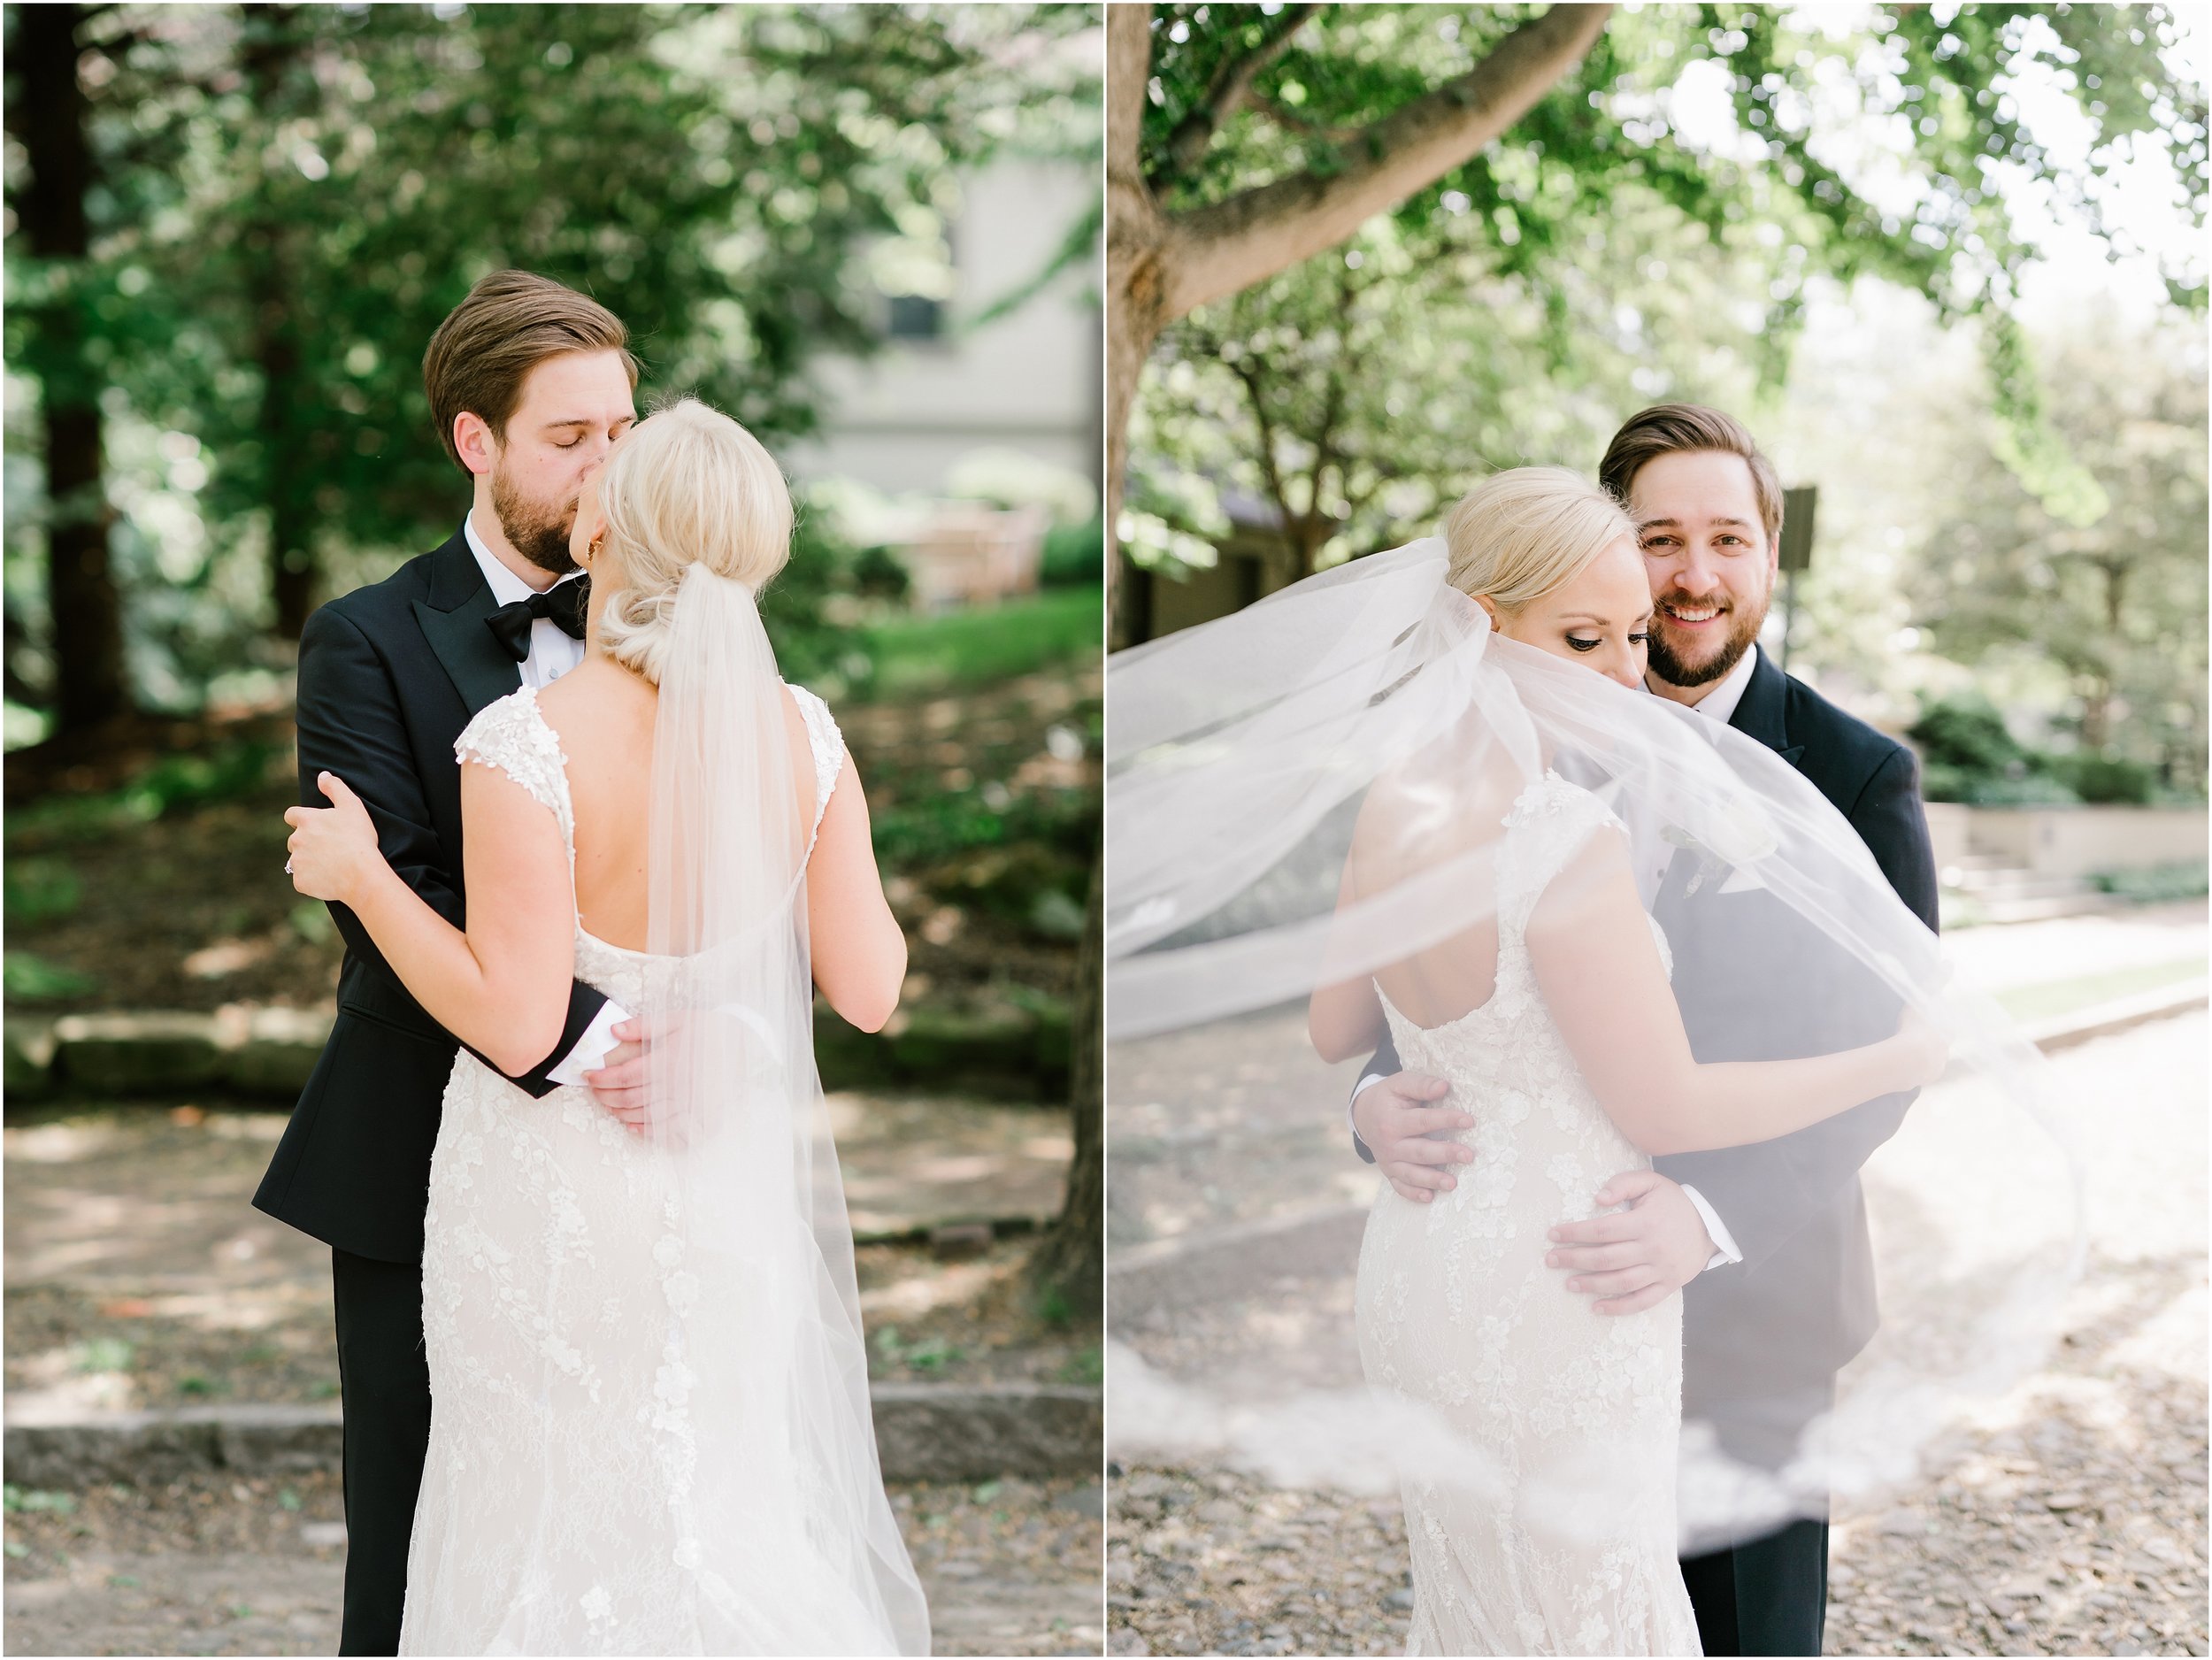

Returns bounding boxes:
[859,586,1102,703]
[1994,957,2206,1025]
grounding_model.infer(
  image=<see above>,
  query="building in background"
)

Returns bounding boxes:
[787,154,1102,499]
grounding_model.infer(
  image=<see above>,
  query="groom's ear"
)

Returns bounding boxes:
[453,411,497,479]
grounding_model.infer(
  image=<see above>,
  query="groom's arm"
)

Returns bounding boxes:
[296,603,604,1098]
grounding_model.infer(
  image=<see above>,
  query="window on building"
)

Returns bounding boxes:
[886,294,944,341]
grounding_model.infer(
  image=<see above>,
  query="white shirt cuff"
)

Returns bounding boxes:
[1349,1072,1389,1141]
[1679,1184,1743,1272]
[547,999,632,1087]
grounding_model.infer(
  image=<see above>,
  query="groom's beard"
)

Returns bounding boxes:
[1647,587,1767,688]
[490,465,580,579]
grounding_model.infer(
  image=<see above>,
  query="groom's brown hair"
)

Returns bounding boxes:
[422,270,640,473]
[1598,403,1783,548]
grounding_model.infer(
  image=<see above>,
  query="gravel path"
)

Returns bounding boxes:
[1109,1260,2205,1656]
[2,1472,1103,1656]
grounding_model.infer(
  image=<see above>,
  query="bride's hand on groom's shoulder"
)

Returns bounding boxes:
[1547,1170,1710,1316]
[284,772,384,905]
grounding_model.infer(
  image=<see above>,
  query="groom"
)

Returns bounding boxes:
[1353,403,1939,1656]
[253,271,650,1656]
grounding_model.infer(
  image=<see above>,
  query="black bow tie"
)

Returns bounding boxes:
[486,576,589,662]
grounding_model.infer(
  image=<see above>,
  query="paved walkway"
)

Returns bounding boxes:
[1106,1011,2208,1655]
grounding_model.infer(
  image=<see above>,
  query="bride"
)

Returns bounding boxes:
[284,398,930,1655]
[1107,468,1971,1658]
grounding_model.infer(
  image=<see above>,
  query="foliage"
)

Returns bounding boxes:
[1041,518,1106,587]
[1130,190,1770,575]
[1900,316,2208,793]
[1131,3,2205,578]
[2049,753,2161,807]
[2089,862,2212,903]
[1909,693,2077,804]
[4,3,1102,714]
[859,586,1103,702]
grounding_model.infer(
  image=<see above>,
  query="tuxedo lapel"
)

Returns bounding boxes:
[414,525,521,718]
[1728,650,1806,767]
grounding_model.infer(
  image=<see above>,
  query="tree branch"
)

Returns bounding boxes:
[1227,354,1297,556]
[1248,92,1361,145]
[1160,4,1614,320]
[1158,3,1321,182]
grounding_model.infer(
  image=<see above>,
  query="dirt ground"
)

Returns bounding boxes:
[4,658,1098,1019]
[4,1095,1093,1412]
[2,1470,1104,1656]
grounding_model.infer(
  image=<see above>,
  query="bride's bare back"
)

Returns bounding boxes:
[534,656,903,1031]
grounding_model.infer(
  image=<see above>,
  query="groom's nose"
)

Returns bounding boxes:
[1670,552,1724,597]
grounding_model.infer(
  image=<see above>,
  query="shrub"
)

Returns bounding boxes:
[1041,518,1103,587]
[2051,753,2160,805]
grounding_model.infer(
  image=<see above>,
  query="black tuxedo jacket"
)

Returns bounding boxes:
[253,526,609,1264]
[1361,649,1939,1421]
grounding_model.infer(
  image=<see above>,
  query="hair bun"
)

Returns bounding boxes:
[594,399,792,684]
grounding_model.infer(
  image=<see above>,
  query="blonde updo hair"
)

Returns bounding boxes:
[594,397,793,683]
[1442,466,1636,616]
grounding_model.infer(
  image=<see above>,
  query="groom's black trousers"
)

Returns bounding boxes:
[332,1248,432,1657]
[1680,1519,1829,1656]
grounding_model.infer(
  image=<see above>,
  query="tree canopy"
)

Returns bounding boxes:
[4,2,1099,735]
[1110,3,2207,639]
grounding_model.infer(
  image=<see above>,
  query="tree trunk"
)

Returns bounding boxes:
[1105,3,1164,652]
[242,4,317,639]
[1029,857,1103,1319]
[12,4,127,733]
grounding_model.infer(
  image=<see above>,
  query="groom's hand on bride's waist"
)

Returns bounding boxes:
[1351,1072,1476,1204]
[585,1016,657,1133]
[1546,1170,1717,1316]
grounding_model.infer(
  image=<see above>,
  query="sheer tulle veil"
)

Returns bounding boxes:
[1106,535,2085,1549]
[606,561,928,1654]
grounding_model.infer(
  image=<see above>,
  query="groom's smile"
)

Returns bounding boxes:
[1627,449,1778,694]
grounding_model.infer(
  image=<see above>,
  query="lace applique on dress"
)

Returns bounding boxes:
[454,687,576,856]
[787,683,845,849]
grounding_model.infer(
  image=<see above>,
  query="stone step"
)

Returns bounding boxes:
[6,992,1073,1103]
[1968,891,2116,925]
[1,1383,1101,1488]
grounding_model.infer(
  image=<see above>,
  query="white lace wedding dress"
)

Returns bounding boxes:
[397,682,858,1656]
[1354,772,1701,1656]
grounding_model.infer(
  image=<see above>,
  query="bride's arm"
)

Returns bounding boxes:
[805,751,906,1034]
[1309,850,1386,1064]
[287,765,576,1074]
[1526,825,1943,1157]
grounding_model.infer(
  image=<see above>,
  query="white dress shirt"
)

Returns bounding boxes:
[460,512,628,1084]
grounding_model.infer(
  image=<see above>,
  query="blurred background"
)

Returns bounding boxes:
[4,6,1104,1654]
[1104,6,2207,1656]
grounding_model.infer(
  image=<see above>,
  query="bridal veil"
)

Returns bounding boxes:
[1106,536,2084,1553]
